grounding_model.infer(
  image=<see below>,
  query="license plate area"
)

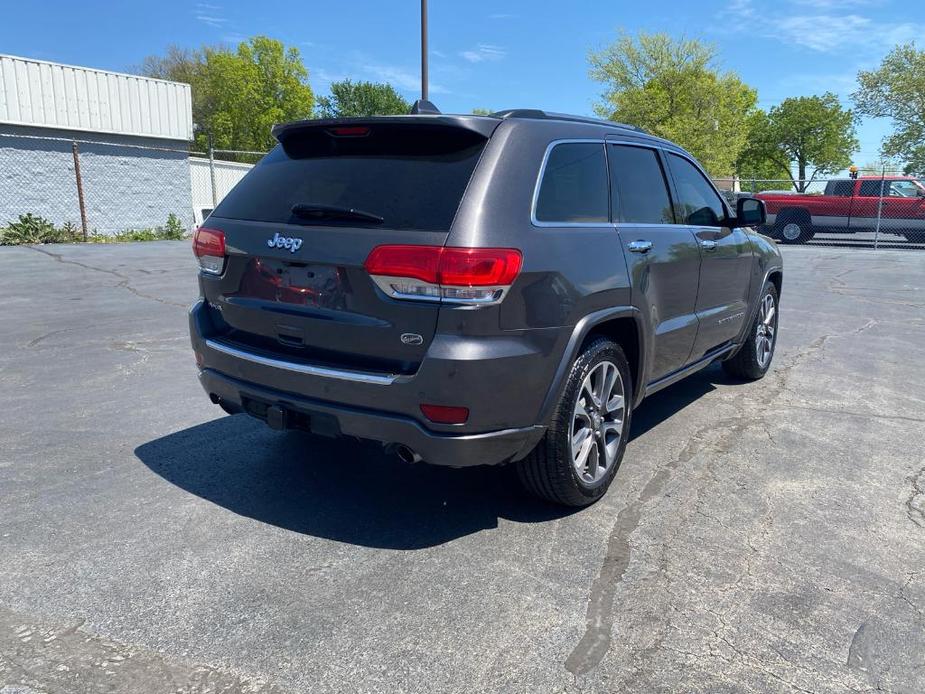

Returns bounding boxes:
[233,258,349,309]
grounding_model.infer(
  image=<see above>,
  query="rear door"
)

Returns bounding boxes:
[201,120,493,374]
[608,143,701,381]
[664,152,753,359]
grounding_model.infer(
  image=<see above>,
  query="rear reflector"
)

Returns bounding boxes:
[193,227,226,275]
[420,404,470,425]
[364,245,522,305]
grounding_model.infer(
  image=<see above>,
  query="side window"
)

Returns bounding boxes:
[535,143,609,223]
[608,145,674,224]
[829,180,853,196]
[889,180,920,197]
[858,180,884,197]
[666,153,727,227]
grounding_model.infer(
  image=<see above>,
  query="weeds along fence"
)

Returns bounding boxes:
[713,170,925,250]
[0,131,266,240]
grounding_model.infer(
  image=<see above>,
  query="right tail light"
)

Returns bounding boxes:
[364,245,522,305]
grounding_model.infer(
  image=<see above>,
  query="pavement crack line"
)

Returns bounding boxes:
[905,467,925,530]
[25,244,187,309]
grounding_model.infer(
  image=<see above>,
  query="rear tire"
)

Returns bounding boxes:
[517,338,632,507]
[723,282,779,381]
[774,211,814,244]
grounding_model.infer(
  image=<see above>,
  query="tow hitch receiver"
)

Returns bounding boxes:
[266,405,288,431]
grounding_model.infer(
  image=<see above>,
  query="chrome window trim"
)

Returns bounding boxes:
[531,139,612,228]
[205,338,399,385]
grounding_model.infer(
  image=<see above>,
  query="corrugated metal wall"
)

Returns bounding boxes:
[0,55,193,141]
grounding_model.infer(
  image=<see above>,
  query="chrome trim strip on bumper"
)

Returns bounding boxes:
[204,339,398,385]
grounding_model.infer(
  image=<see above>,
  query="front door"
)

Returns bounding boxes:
[608,143,701,382]
[664,152,753,359]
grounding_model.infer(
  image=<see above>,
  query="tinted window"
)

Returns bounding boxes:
[609,145,674,224]
[535,143,609,223]
[213,124,487,231]
[828,180,853,196]
[667,153,727,226]
[859,180,886,197]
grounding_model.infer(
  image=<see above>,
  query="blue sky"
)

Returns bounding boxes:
[2,0,919,168]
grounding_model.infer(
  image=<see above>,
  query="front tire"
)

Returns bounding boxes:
[723,281,779,381]
[517,338,632,507]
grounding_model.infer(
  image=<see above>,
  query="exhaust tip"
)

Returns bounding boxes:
[393,444,423,464]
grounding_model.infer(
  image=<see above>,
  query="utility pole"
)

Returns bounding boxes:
[421,0,428,101]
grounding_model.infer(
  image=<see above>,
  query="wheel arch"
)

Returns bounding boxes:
[536,307,647,426]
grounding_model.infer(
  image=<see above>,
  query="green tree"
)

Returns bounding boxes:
[854,44,925,176]
[471,108,493,116]
[589,33,757,176]
[141,36,313,152]
[316,80,410,118]
[738,94,858,192]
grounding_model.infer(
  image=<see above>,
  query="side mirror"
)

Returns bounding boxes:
[736,197,766,227]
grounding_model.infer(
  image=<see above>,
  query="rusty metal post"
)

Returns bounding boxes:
[208,132,218,208]
[874,166,885,250]
[71,141,89,241]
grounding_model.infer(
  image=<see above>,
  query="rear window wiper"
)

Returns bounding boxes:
[290,203,384,225]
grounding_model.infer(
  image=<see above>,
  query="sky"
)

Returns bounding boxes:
[1,0,918,169]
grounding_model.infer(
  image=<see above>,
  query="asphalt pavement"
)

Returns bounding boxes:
[1,241,924,693]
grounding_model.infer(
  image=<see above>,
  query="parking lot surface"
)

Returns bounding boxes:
[1,241,924,693]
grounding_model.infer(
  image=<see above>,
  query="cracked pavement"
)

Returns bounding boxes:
[1,242,923,693]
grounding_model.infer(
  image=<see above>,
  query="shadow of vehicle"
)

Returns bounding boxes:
[136,363,737,550]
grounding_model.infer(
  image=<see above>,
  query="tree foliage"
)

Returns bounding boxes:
[853,43,925,176]
[589,33,757,176]
[141,36,314,152]
[316,80,410,118]
[738,94,858,192]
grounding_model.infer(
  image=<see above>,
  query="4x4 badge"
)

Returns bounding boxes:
[266,232,303,253]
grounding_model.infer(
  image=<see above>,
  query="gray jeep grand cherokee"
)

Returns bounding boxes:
[189,109,782,506]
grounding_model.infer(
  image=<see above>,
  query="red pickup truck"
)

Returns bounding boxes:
[756,176,925,244]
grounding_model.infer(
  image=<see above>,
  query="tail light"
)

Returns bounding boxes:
[193,227,226,275]
[364,245,522,304]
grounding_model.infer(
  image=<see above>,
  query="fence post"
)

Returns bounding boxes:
[208,132,218,208]
[71,141,89,241]
[873,166,885,250]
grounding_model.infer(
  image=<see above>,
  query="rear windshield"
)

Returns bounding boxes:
[213,124,488,231]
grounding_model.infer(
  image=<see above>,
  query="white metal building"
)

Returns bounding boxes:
[0,54,194,233]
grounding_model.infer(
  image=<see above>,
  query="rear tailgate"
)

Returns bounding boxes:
[200,118,497,374]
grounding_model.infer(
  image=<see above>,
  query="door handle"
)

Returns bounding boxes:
[627,240,653,254]
[700,239,718,252]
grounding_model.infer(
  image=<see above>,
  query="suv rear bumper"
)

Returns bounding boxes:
[189,301,551,467]
[197,368,545,467]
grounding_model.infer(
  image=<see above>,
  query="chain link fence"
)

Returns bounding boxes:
[2,130,923,251]
[0,131,266,240]
[713,171,925,250]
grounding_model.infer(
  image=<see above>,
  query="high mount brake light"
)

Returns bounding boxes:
[327,126,371,137]
[364,245,523,305]
[193,227,226,275]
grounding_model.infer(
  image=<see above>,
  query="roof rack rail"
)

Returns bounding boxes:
[490,109,647,134]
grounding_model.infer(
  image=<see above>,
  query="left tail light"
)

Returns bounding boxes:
[193,227,226,275]
[364,245,522,305]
